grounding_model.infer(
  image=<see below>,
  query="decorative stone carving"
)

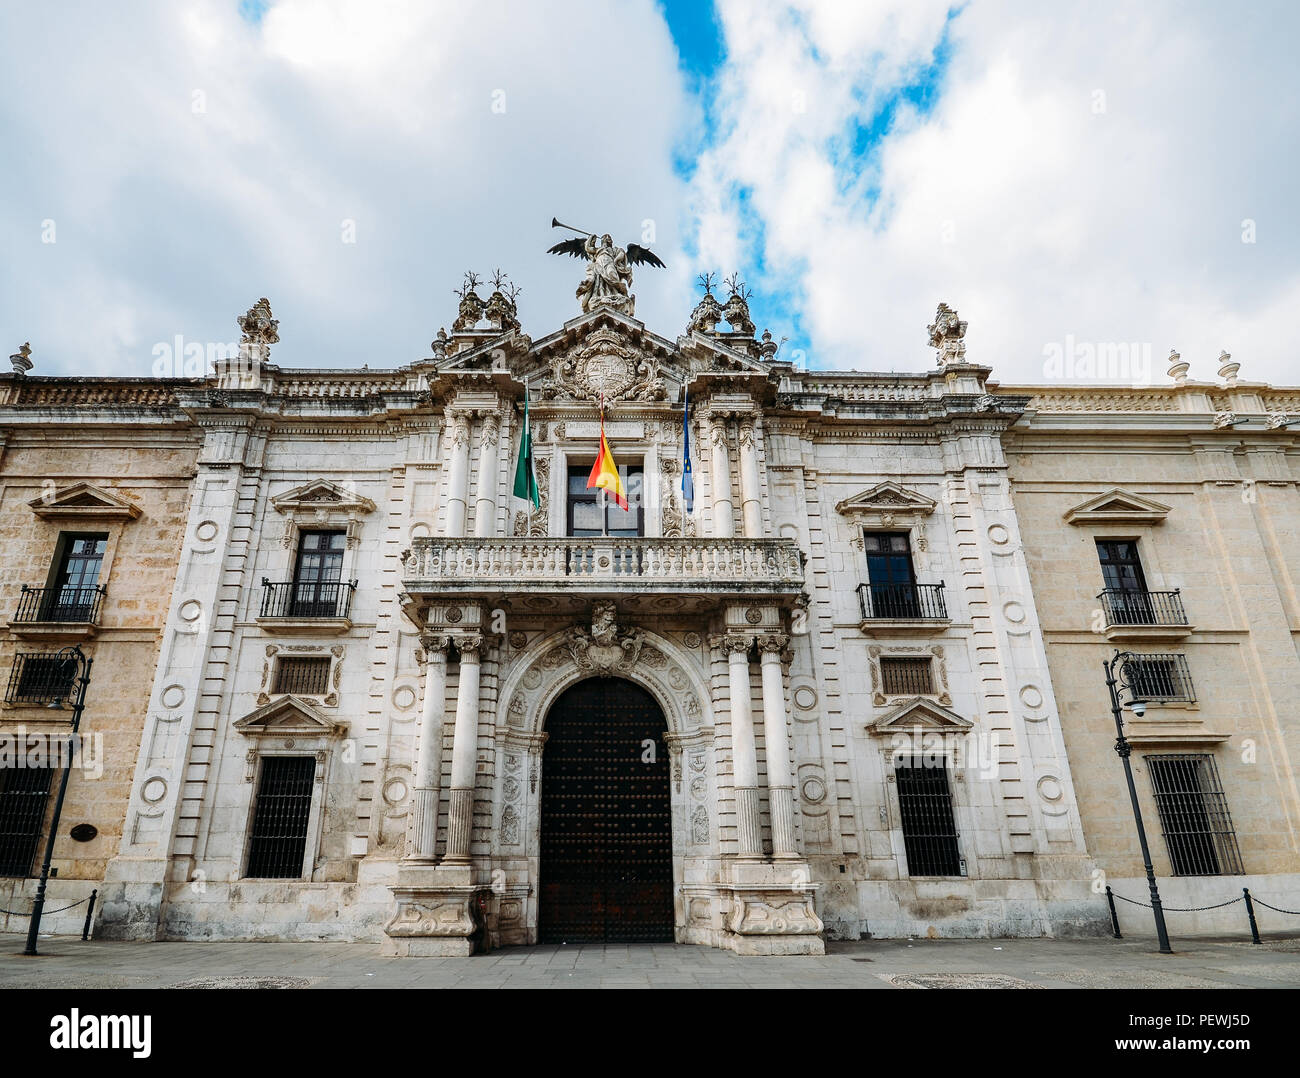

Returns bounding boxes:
[727,894,824,937]
[562,601,644,673]
[927,302,967,366]
[237,297,279,365]
[546,327,667,403]
[691,805,709,845]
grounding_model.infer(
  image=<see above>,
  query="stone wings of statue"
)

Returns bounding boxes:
[547,222,666,317]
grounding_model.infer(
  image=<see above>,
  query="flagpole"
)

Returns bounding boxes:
[600,392,608,538]
[524,377,531,533]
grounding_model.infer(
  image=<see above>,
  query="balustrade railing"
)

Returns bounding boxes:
[13,585,105,625]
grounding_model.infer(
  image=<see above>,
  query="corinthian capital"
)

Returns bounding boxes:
[757,633,789,654]
[709,632,753,656]
[454,633,485,659]
[418,633,452,660]
[480,414,500,446]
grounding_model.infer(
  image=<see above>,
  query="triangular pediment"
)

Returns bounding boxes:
[867,697,974,736]
[234,696,348,738]
[270,479,376,515]
[1064,488,1170,525]
[28,482,142,520]
[835,482,937,518]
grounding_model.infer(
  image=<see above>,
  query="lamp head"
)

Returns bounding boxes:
[1128,700,1147,719]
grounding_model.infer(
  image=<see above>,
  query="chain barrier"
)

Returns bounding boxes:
[1110,892,1243,912]
[1105,884,1298,947]
[1251,897,1300,916]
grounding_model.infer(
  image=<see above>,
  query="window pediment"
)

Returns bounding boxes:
[28,482,142,521]
[234,696,349,739]
[835,482,937,522]
[1064,488,1170,526]
[867,697,973,736]
[270,479,376,516]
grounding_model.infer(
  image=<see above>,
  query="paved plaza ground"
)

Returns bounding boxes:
[1,932,1298,989]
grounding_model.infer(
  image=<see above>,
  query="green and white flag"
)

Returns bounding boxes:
[512,384,540,510]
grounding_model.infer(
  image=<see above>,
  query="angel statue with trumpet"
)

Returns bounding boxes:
[547,218,666,316]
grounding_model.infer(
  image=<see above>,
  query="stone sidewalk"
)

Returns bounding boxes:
[1,933,1298,988]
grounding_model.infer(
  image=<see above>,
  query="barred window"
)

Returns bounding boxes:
[895,757,962,876]
[1147,754,1244,876]
[0,766,53,877]
[1127,654,1195,703]
[5,653,77,706]
[273,657,331,696]
[880,657,934,696]
[245,756,316,879]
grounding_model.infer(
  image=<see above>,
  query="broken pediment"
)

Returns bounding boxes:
[234,695,348,739]
[1064,488,1171,526]
[866,697,974,737]
[28,482,142,521]
[835,482,938,520]
[270,479,376,516]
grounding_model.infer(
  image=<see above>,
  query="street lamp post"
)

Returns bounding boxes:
[23,646,92,956]
[1102,649,1172,954]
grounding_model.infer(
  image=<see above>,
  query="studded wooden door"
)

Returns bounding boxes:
[539,678,674,943]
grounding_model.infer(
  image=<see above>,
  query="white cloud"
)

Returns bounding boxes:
[693,0,1300,384]
[0,0,692,375]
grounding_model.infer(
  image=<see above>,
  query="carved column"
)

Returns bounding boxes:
[737,418,762,538]
[408,635,449,861]
[758,634,797,859]
[443,633,483,863]
[444,410,472,537]
[719,633,761,858]
[708,413,735,539]
[473,413,500,538]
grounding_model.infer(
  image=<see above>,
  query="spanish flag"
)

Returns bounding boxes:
[586,398,628,510]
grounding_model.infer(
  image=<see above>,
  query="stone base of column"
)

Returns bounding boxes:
[734,786,764,859]
[94,857,168,941]
[381,864,485,957]
[442,786,474,862]
[720,859,825,956]
[406,786,439,862]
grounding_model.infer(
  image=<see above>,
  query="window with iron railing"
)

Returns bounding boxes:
[273,657,331,696]
[880,657,934,696]
[245,756,316,879]
[0,765,53,877]
[5,653,78,706]
[1146,754,1243,876]
[894,757,962,876]
[1125,653,1196,703]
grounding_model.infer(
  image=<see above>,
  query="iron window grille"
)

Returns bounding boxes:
[245,756,316,879]
[5,653,78,706]
[1146,754,1244,876]
[0,765,53,877]
[880,657,935,696]
[1124,653,1196,703]
[894,756,962,876]
[13,584,107,625]
[273,657,332,696]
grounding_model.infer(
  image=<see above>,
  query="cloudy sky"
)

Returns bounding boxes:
[1,1,1296,384]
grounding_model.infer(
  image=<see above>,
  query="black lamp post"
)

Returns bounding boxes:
[1103,649,1172,954]
[23,645,92,956]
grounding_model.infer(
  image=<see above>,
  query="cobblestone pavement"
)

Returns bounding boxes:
[1,933,1298,988]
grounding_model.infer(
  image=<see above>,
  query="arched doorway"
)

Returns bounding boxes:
[539,677,674,943]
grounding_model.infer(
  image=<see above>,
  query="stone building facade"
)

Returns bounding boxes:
[4,278,1296,951]
[0,366,198,933]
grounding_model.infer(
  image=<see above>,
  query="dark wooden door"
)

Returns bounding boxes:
[539,678,673,943]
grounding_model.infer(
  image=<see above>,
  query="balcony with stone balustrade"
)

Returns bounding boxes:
[400,536,805,615]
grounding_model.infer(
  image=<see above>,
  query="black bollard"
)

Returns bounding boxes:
[1105,885,1122,939]
[81,889,97,942]
[1243,888,1261,945]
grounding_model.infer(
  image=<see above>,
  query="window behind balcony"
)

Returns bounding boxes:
[566,464,643,538]
[1146,754,1243,876]
[291,530,345,617]
[245,756,316,879]
[895,756,962,876]
[863,531,919,617]
[1096,539,1154,623]
[0,765,53,877]
[45,534,107,621]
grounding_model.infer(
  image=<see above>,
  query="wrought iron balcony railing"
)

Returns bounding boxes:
[1098,588,1188,627]
[5,652,78,706]
[13,585,106,625]
[259,579,356,620]
[857,581,948,621]
[1123,653,1196,704]
[401,537,805,595]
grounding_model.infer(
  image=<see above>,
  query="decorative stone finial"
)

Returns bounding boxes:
[430,327,449,357]
[722,274,755,336]
[687,281,723,335]
[482,271,521,333]
[1217,350,1240,387]
[927,302,967,366]
[1166,349,1190,386]
[759,329,778,360]
[237,299,278,365]
[452,272,485,332]
[9,342,33,376]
